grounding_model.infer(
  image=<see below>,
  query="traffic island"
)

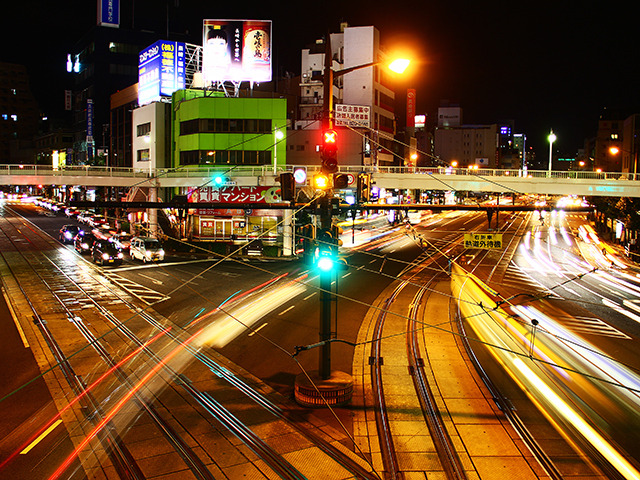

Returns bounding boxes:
[294,370,353,407]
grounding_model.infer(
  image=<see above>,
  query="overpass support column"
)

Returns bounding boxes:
[148,186,158,238]
[282,208,294,256]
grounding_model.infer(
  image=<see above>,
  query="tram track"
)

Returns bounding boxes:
[365,211,568,479]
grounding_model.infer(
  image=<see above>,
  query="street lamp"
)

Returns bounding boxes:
[548,130,556,177]
[609,145,638,179]
[323,37,410,130]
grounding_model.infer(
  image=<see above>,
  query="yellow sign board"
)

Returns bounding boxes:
[464,233,503,250]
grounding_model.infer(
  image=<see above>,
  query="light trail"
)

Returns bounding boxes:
[48,329,202,480]
[0,328,170,470]
[453,265,640,480]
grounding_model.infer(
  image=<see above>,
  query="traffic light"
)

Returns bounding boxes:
[333,173,349,189]
[277,172,295,201]
[212,172,226,186]
[313,173,331,190]
[330,224,344,249]
[314,226,347,272]
[321,129,338,174]
[356,173,371,202]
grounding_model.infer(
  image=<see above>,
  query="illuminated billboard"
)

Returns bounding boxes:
[138,40,186,106]
[202,19,272,84]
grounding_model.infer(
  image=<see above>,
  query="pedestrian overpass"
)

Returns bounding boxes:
[1,164,639,198]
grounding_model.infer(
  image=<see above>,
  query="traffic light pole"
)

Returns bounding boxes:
[318,195,333,380]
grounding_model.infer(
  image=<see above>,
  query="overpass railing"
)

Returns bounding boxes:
[1,163,637,182]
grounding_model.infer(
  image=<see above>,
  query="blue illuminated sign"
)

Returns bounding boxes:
[138,40,186,106]
[98,0,119,28]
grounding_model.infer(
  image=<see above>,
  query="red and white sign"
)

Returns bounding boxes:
[334,104,371,128]
[188,186,282,204]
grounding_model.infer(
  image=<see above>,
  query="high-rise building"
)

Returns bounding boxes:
[68,26,160,165]
[0,62,40,164]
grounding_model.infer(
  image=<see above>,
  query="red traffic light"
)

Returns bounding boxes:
[323,129,337,144]
[321,129,338,174]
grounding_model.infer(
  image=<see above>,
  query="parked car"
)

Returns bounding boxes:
[111,232,133,253]
[130,237,165,263]
[91,239,124,266]
[88,214,107,228]
[59,225,81,244]
[65,207,80,219]
[78,211,93,224]
[74,230,97,254]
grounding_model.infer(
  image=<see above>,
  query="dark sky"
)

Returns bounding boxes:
[2,0,638,159]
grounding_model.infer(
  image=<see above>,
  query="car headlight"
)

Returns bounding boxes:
[81,242,89,249]
[145,251,152,258]
[65,232,73,239]
[102,253,110,260]
[158,249,165,257]
[117,252,124,259]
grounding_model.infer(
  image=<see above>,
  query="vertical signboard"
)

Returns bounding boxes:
[406,88,416,128]
[65,90,72,111]
[138,40,186,106]
[86,99,94,140]
[97,0,119,28]
[202,19,272,84]
[86,99,94,161]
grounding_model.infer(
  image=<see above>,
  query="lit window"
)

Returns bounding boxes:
[11,115,17,121]
[611,133,619,139]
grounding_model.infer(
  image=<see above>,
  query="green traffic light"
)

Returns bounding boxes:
[317,255,335,272]
[213,174,225,186]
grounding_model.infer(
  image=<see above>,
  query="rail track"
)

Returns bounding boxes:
[367,211,566,480]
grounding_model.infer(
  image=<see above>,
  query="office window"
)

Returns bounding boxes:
[137,149,150,162]
[137,123,151,136]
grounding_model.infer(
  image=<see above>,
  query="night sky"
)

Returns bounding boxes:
[1,0,638,161]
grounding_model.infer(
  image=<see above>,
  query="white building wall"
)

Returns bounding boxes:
[132,102,168,172]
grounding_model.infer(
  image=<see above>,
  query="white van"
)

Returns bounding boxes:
[130,237,165,263]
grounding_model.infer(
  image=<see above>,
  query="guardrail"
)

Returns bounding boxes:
[1,163,638,182]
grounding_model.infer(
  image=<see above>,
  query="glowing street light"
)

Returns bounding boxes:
[548,130,557,177]
[388,58,411,74]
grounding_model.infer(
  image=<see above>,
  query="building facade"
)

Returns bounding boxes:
[0,62,40,164]
[171,90,286,170]
[295,24,398,167]
[434,124,499,168]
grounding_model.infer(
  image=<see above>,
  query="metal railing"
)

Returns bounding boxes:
[1,163,637,182]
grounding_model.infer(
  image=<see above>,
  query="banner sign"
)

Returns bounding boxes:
[138,40,186,106]
[334,104,371,127]
[188,186,282,205]
[464,233,503,249]
[202,19,272,84]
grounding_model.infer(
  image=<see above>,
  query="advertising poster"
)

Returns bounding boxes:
[202,19,272,84]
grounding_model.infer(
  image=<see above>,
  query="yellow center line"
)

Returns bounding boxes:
[21,419,62,455]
